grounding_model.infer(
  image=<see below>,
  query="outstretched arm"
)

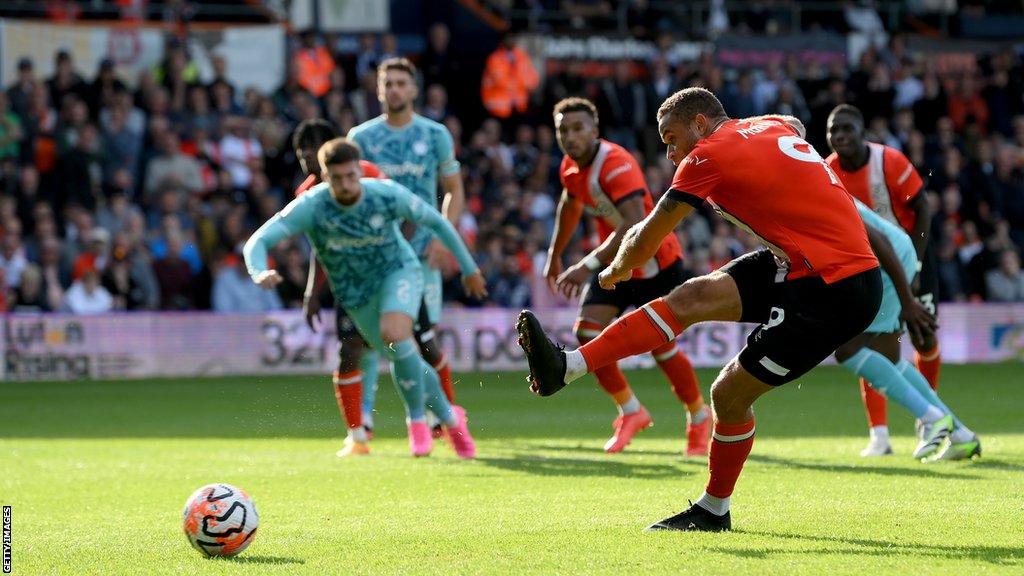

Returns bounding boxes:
[244,197,314,288]
[544,189,584,295]
[556,195,644,299]
[864,223,936,343]
[599,193,693,289]
[402,193,488,299]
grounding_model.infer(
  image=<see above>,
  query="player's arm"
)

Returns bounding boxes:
[863,222,936,342]
[544,189,584,295]
[243,197,315,289]
[556,195,644,299]
[398,186,488,299]
[908,189,930,263]
[600,193,693,289]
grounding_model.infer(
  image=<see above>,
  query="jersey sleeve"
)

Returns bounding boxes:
[243,193,316,279]
[433,124,460,177]
[600,150,648,205]
[667,147,722,207]
[883,147,924,204]
[390,181,479,276]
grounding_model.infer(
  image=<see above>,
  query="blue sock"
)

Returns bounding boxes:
[420,357,454,426]
[842,349,934,419]
[359,350,380,416]
[896,359,963,428]
[385,339,426,421]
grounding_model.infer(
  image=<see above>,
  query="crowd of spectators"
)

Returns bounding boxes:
[1,11,1023,316]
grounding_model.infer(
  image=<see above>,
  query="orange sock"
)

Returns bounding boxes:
[653,342,703,409]
[706,419,755,498]
[916,345,941,390]
[332,370,363,430]
[860,378,887,428]
[432,354,455,403]
[579,298,684,371]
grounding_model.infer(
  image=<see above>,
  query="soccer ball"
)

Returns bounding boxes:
[182,483,259,557]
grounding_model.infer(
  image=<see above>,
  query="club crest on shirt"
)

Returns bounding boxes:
[369,214,386,229]
[412,140,429,156]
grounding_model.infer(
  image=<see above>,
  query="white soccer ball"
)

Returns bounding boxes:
[182,483,259,557]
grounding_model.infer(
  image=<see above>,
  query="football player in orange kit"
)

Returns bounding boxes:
[543,97,709,455]
[826,104,939,457]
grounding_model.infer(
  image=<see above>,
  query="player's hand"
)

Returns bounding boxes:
[555,263,591,300]
[462,271,488,300]
[542,254,562,296]
[303,293,321,331]
[598,262,630,290]
[425,239,449,269]
[253,270,283,289]
[901,299,937,345]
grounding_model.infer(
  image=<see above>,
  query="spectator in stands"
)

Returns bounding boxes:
[63,267,113,314]
[422,23,461,90]
[597,61,646,150]
[0,91,23,162]
[986,249,1024,302]
[85,58,126,117]
[294,32,335,98]
[144,131,203,199]
[102,235,157,311]
[6,57,37,120]
[423,84,450,123]
[71,227,110,281]
[0,220,28,289]
[102,105,143,182]
[480,34,539,120]
[152,231,193,310]
[58,122,104,211]
[212,247,282,312]
[219,115,263,190]
[12,263,47,311]
[47,50,86,113]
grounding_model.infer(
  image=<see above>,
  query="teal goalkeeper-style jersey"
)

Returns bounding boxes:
[244,178,477,310]
[854,197,916,276]
[348,114,460,255]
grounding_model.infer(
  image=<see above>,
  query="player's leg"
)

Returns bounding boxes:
[413,297,449,439]
[359,350,380,435]
[913,245,941,389]
[381,265,477,458]
[637,260,710,456]
[517,252,781,395]
[417,264,456,402]
[646,256,882,531]
[574,273,652,453]
[859,379,889,454]
[836,333,950,459]
[333,304,370,456]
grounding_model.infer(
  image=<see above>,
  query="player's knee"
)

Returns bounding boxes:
[665,276,712,323]
[380,325,412,346]
[709,361,752,421]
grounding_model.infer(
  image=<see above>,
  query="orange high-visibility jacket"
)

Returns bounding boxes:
[480,45,539,118]
[295,46,336,97]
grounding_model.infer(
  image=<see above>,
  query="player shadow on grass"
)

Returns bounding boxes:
[510,442,693,459]
[726,531,1023,566]
[475,455,690,479]
[746,454,981,480]
[211,555,305,565]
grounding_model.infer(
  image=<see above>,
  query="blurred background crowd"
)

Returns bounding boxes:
[1,0,1023,315]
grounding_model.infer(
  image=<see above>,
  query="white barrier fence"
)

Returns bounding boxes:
[2,304,1022,381]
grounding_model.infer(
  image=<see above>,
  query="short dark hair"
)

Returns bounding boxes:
[828,103,864,125]
[292,119,339,152]
[318,137,362,168]
[377,57,416,79]
[657,87,727,123]
[553,97,599,123]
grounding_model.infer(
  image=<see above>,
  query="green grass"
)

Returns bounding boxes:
[1,364,1022,575]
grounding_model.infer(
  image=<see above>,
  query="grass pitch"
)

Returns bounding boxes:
[1,363,1022,575]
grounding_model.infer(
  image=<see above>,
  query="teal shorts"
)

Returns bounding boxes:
[866,250,918,334]
[419,258,443,326]
[345,266,423,355]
